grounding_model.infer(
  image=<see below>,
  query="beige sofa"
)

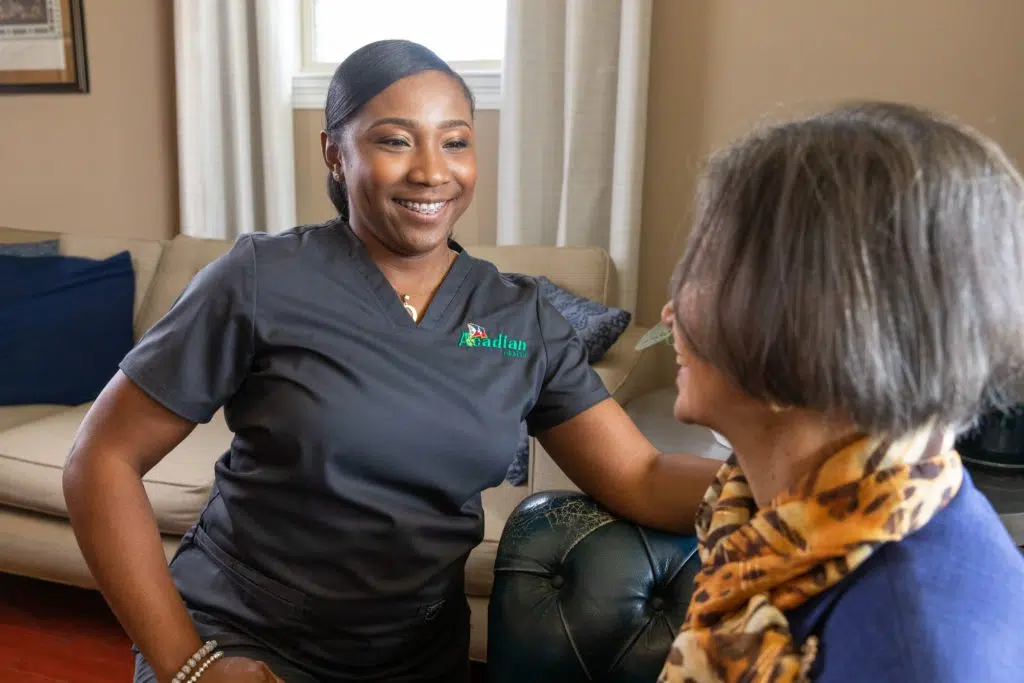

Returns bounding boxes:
[0,226,664,662]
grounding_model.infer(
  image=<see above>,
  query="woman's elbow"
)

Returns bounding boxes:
[62,431,110,514]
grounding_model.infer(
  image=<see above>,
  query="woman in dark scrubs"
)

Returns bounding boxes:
[62,40,720,683]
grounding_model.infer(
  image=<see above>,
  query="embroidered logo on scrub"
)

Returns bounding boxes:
[458,322,528,359]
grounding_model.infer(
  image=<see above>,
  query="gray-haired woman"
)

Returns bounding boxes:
[658,102,1024,683]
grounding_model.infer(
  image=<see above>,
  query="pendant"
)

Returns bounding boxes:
[402,295,419,322]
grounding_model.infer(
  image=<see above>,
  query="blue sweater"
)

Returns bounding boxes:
[785,471,1024,682]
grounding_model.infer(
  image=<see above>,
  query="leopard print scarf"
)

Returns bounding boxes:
[658,427,964,683]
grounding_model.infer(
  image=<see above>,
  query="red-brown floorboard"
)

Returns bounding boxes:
[0,572,134,682]
[0,572,488,682]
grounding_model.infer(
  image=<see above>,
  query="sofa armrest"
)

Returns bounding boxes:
[528,325,672,493]
[487,491,699,683]
[596,325,672,407]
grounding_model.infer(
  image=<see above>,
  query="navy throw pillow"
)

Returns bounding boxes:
[503,273,632,485]
[0,251,136,406]
[0,239,60,257]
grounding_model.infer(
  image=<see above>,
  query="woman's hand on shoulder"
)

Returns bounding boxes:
[197,656,285,682]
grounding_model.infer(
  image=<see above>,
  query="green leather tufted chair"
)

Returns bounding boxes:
[488,491,701,682]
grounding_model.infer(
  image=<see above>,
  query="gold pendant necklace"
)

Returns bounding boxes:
[397,249,455,323]
[401,295,419,322]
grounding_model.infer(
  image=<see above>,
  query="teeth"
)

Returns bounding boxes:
[396,199,446,215]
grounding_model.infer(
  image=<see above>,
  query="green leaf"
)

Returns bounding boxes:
[635,321,673,351]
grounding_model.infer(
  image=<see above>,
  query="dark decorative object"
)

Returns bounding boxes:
[0,0,88,94]
[506,273,633,364]
[957,406,1024,471]
[957,406,1024,546]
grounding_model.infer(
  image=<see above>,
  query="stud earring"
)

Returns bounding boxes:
[331,168,341,181]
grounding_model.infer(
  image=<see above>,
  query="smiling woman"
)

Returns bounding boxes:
[63,38,723,683]
[320,40,478,317]
[59,36,729,683]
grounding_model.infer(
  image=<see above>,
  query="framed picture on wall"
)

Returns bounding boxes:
[0,0,88,94]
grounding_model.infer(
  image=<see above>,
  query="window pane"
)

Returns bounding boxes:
[312,0,507,66]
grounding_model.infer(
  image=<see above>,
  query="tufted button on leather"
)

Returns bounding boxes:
[490,491,701,683]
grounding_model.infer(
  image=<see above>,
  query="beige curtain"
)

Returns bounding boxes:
[496,0,653,312]
[173,0,299,238]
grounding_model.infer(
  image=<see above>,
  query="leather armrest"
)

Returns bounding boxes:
[487,491,700,683]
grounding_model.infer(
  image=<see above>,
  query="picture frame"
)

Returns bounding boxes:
[0,0,88,94]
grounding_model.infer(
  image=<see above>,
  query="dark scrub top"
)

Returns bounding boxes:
[119,220,609,623]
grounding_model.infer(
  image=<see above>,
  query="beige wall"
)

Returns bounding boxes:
[0,0,178,240]
[17,1,1014,323]
[294,0,1024,327]
[637,0,1024,325]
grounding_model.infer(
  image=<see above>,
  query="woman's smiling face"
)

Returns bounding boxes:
[662,296,761,431]
[327,69,477,257]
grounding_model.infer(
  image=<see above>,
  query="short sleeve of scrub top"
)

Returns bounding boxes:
[526,294,610,436]
[119,233,256,424]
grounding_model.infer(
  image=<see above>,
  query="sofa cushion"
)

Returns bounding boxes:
[0,227,59,244]
[0,251,136,406]
[58,233,166,339]
[0,404,232,535]
[505,274,632,364]
[0,404,65,431]
[0,227,166,334]
[467,541,498,598]
[466,482,530,599]
[0,239,59,257]
[483,481,530,543]
[469,244,612,304]
[135,235,235,337]
[0,505,184,590]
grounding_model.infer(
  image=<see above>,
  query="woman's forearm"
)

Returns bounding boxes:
[63,451,203,683]
[536,400,722,535]
[633,451,721,534]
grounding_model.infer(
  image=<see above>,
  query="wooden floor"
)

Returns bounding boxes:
[0,572,488,682]
[0,572,134,683]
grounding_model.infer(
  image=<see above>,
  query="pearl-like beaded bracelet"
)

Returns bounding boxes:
[173,640,219,682]
[186,650,224,682]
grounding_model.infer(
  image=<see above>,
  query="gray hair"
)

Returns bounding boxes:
[671,101,1024,436]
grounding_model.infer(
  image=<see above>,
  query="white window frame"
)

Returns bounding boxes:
[292,0,503,111]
